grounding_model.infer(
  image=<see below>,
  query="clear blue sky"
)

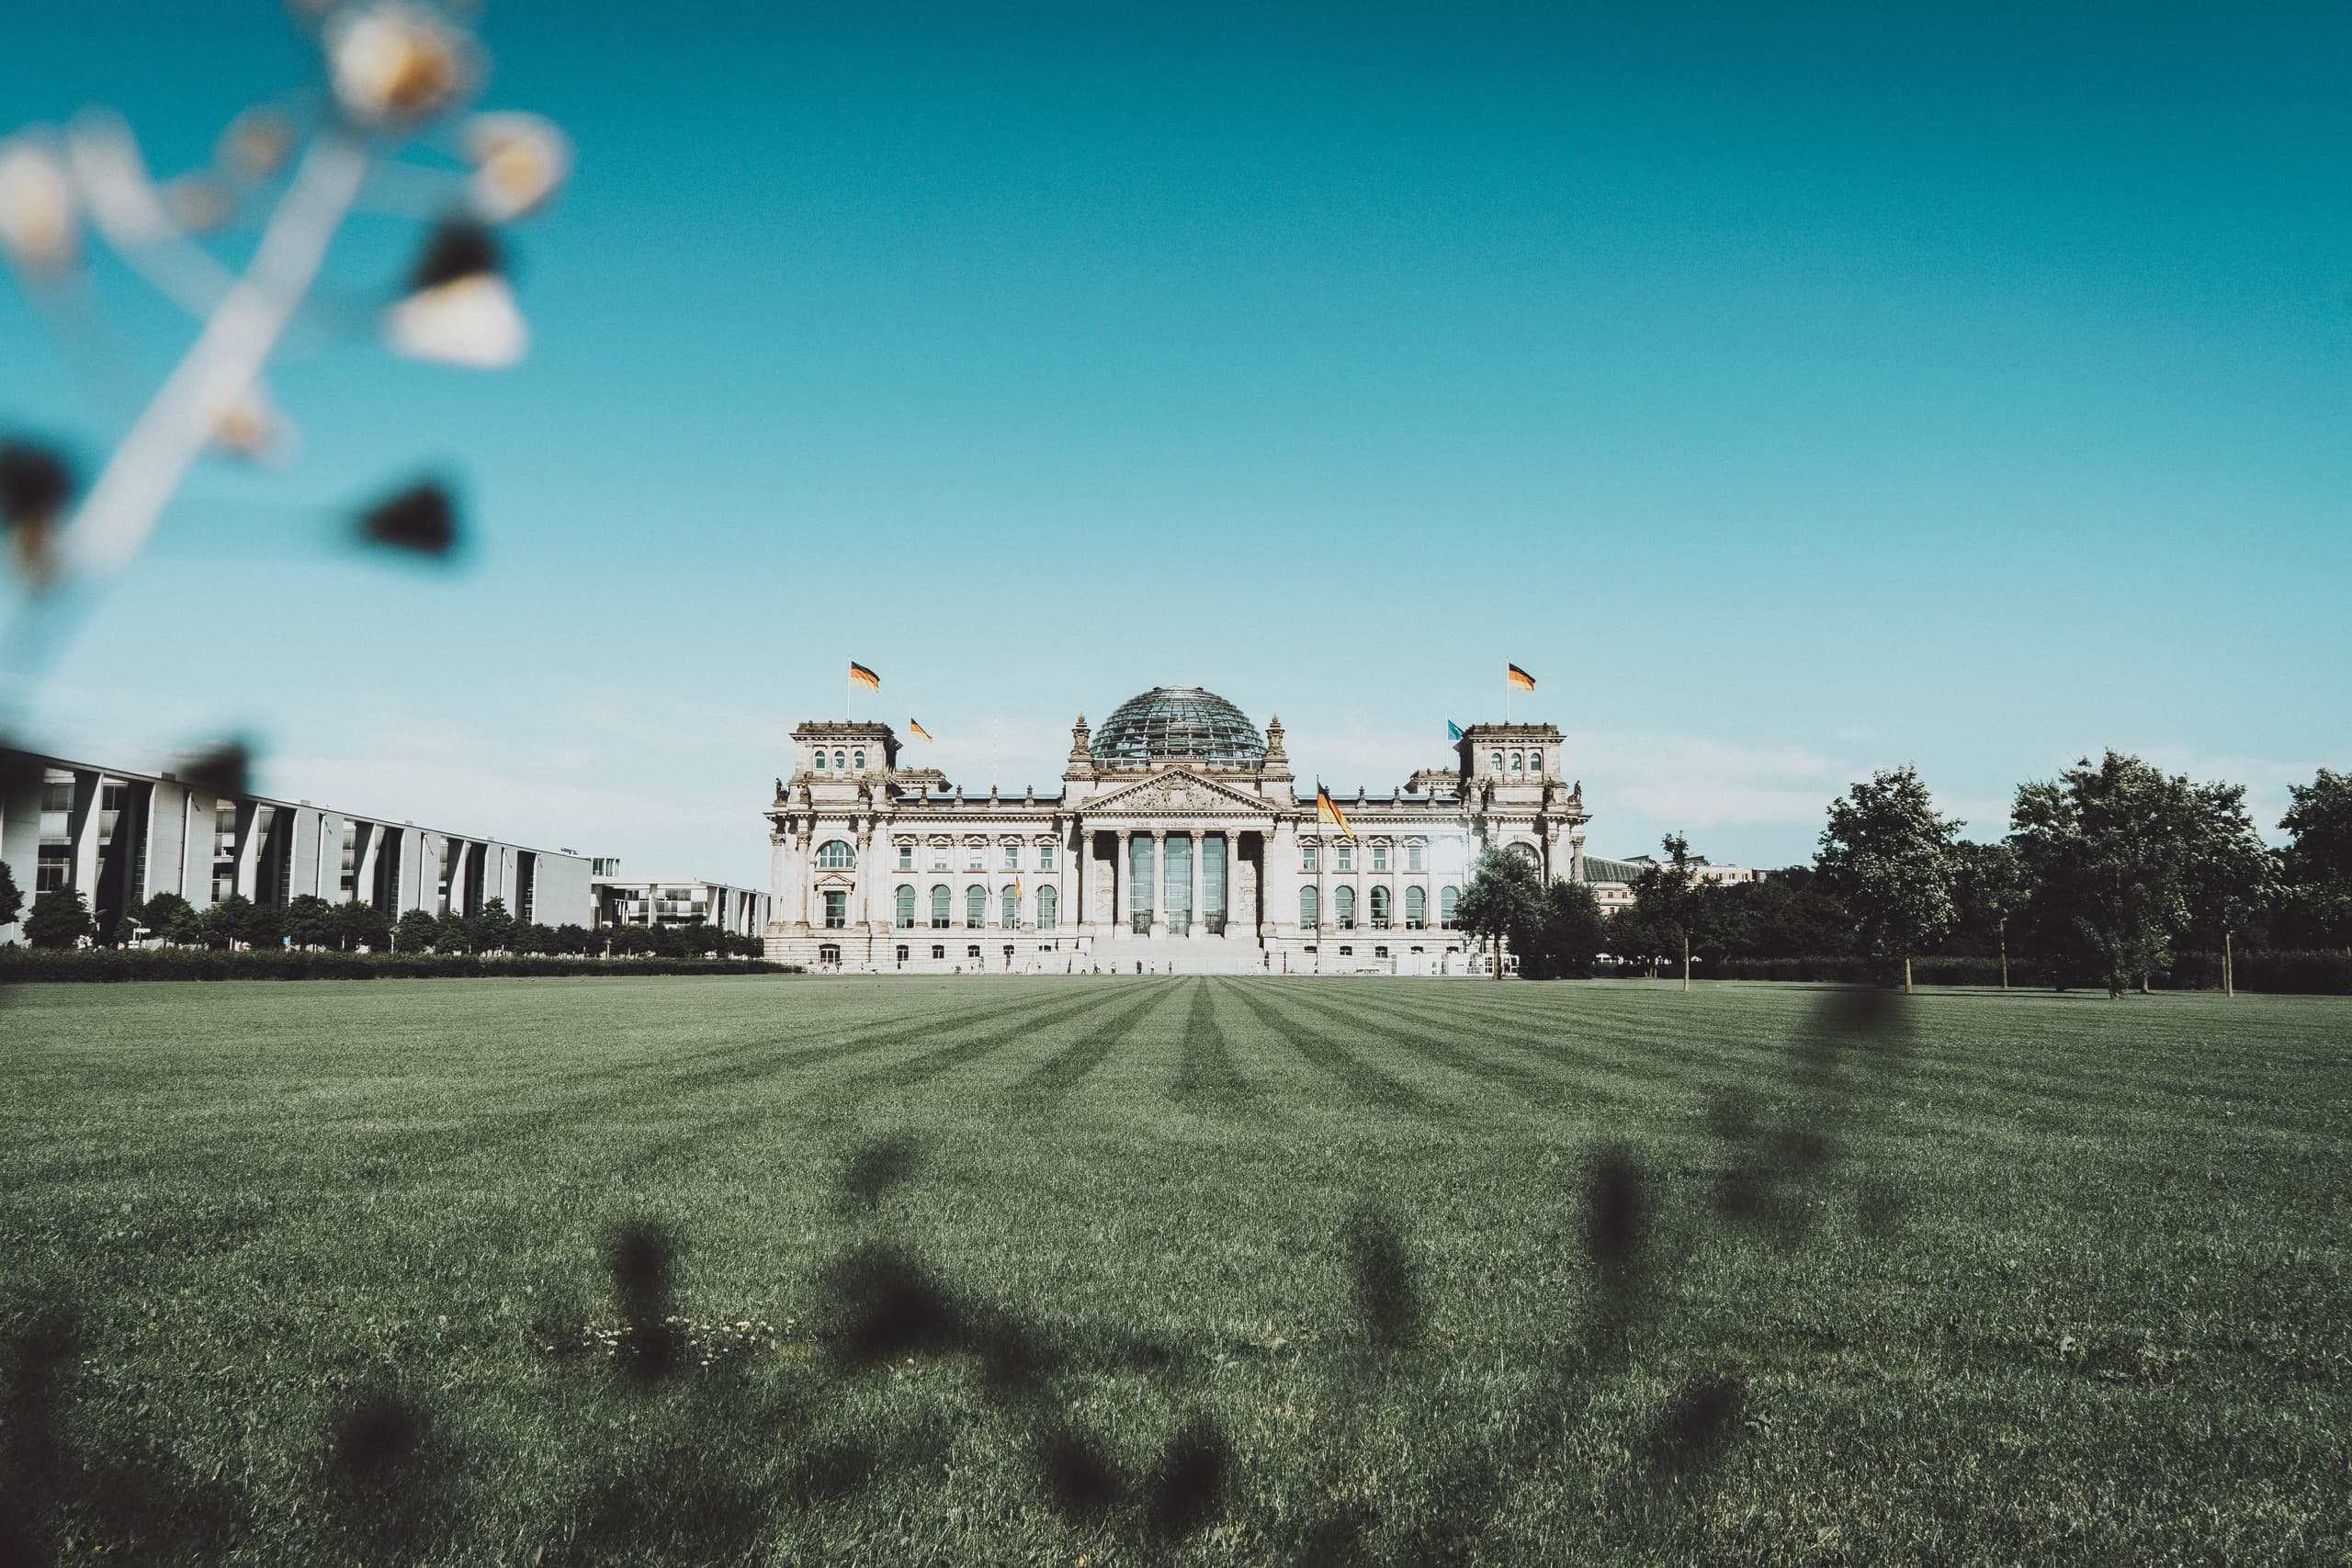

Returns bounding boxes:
[5,2,2346,883]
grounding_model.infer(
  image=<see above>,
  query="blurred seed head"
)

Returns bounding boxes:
[1,438,74,587]
[840,1135,921,1208]
[218,107,298,181]
[0,135,79,275]
[389,221,525,367]
[1145,1418,1230,1538]
[1345,1206,1422,1354]
[334,1391,425,1479]
[356,479,460,558]
[324,3,478,130]
[463,112,571,222]
[820,1243,962,1369]
[177,739,253,799]
[211,386,294,464]
[1584,1145,1650,1270]
[164,175,236,234]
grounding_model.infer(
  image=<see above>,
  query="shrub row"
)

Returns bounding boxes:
[0,950,803,984]
[1588,952,2348,993]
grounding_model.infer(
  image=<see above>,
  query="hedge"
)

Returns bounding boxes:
[1588,952,2348,994]
[0,950,802,983]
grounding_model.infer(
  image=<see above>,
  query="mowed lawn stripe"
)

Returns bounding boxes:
[345,983,1100,1165]
[1010,981,1186,1109]
[1167,979,1262,1114]
[1270,982,1632,1116]
[1221,980,1438,1114]
[852,982,1171,1092]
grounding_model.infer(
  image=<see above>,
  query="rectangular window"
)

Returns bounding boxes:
[1039,843,1056,871]
[1372,846,1388,871]
[967,849,984,871]
[1408,844,1424,871]
[898,844,913,870]
[822,890,847,929]
[932,849,948,870]
[1003,845,1019,870]
[1337,846,1353,872]
[1302,845,1318,872]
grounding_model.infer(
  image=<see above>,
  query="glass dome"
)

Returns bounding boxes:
[1092,686,1265,767]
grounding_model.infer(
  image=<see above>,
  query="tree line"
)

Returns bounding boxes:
[0,875,766,960]
[1457,753,2352,998]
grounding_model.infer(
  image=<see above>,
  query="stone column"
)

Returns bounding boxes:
[1188,830,1204,937]
[1150,829,1167,933]
[1114,829,1131,928]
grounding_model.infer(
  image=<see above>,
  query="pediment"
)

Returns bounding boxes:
[1084,769,1273,820]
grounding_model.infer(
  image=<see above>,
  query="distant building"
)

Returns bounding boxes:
[763,683,1593,974]
[593,876,770,937]
[0,747,593,942]
[1584,853,1770,916]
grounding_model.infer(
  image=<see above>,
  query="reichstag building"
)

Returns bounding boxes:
[764,686,1591,973]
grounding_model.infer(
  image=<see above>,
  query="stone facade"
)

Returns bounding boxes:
[763,687,1591,975]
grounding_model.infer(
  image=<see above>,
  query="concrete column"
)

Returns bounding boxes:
[1150,829,1167,933]
[232,801,263,900]
[66,770,102,899]
[1114,829,1131,927]
[0,765,41,941]
[1188,830,1204,937]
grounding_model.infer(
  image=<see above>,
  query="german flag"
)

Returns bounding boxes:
[848,661,880,692]
[1507,663,1536,692]
[1316,784,1357,840]
[909,717,933,742]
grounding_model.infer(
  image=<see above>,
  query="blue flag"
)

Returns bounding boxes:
[1446,720,1464,741]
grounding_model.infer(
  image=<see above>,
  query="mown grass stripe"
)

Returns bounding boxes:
[1168,979,1261,1114]
[1222,980,1435,1113]
[1011,983,1184,1109]
[846,983,1170,1092]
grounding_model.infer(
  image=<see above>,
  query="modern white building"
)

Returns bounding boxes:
[763,685,1594,974]
[593,875,771,936]
[0,747,594,942]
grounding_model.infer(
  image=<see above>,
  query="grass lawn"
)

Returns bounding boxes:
[2,976,2346,1564]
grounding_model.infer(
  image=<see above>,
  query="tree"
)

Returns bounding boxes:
[1456,849,1544,980]
[1700,867,1853,962]
[162,899,209,946]
[2009,751,2205,999]
[205,893,266,949]
[281,894,338,951]
[138,891,193,945]
[1628,835,1706,991]
[1951,841,2032,989]
[2182,781,2278,998]
[471,896,516,953]
[514,921,556,955]
[393,908,442,953]
[1520,879,1609,979]
[1817,764,1962,992]
[2278,769,2352,953]
[551,923,594,956]
[0,861,23,931]
[333,900,391,953]
[24,888,96,949]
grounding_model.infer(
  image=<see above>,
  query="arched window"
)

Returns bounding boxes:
[966,886,988,928]
[814,750,830,771]
[1298,886,1318,929]
[1406,886,1426,928]
[833,750,846,770]
[1489,751,1503,773]
[1370,886,1390,928]
[930,886,951,928]
[1508,841,1540,867]
[1001,885,1021,928]
[853,750,865,770]
[1335,886,1356,929]
[1037,886,1057,931]
[895,886,915,928]
[1440,885,1460,928]
[815,840,855,869]
[1510,752,1522,772]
